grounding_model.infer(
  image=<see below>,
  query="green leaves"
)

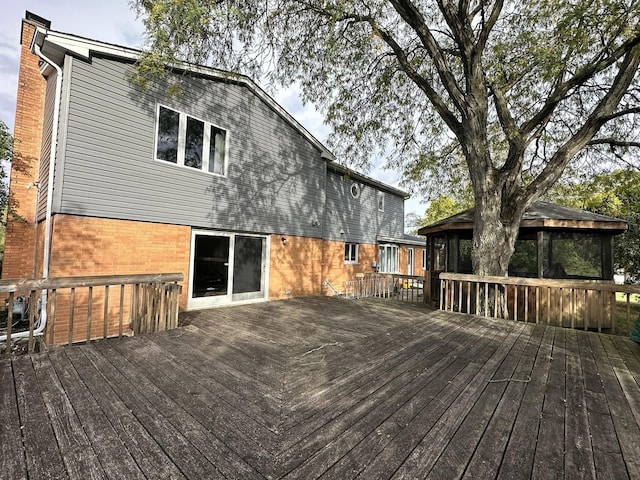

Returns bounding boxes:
[0,120,11,165]
[0,120,17,229]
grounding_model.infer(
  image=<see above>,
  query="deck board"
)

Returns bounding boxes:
[461,324,546,480]
[46,349,147,480]
[0,359,28,479]
[63,346,187,479]
[1,297,639,479]
[533,327,566,479]
[30,353,107,480]
[12,355,68,480]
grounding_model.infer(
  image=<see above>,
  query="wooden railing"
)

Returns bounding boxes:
[440,272,640,334]
[0,273,183,355]
[345,274,425,303]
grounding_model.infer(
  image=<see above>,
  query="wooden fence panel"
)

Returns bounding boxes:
[0,274,183,355]
[439,272,638,334]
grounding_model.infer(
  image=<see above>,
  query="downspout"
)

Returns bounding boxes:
[1,43,61,343]
[34,44,61,289]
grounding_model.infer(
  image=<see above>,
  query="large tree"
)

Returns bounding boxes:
[132,0,640,276]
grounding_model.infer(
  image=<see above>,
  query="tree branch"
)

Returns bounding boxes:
[600,107,640,122]
[525,45,640,200]
[289,1,464,136]
[475,0,504,54]
[587,138,640,148]
[521,33,640,137]
[371,22,463,136]
[387,0,467,113]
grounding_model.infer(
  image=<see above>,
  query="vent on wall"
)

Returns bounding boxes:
[350,183,361,199]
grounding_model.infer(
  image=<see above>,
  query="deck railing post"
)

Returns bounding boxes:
[27,290,36,353]
[48,289,57,346]
[68,287,76,346]
[5,292,13,356]
[87,286,93,344]
[103,285,109,340]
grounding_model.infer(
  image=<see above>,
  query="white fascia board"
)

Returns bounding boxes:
[377,235,425,246]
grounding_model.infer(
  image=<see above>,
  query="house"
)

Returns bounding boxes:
[4,12,425,317]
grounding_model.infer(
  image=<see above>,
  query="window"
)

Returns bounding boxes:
[350,183,361,199]
[156,106,179,163]
[344,243,358,263]
[544,232,604,279]
[379,244,399,273]
[377,191,385,212]
[155,105,227,175]
[509,239,538,277]
[422,249,427,269]
[458,239,473,273]
[432,237,446,270]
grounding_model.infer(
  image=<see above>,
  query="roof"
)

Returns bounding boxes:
[28,20,335,162]
[377,234,424,247]
[26,15,415,203]
[417,201,628,235]
[327,162,410,198]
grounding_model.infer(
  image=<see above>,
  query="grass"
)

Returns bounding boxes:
[615,292,640,337]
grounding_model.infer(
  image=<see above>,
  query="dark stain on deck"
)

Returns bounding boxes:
[1,297,639,479]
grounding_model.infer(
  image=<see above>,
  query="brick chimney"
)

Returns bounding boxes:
[2,12,51,279]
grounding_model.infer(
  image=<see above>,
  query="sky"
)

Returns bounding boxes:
[0,1,425,221]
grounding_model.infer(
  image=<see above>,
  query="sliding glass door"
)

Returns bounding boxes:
[189,231,268,309]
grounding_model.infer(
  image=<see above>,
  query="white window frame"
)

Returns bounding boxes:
[344,243,359,264]
[378,244,399,273]
[377,191,385,212]
[422,249,427,270]
[154,104,228,176]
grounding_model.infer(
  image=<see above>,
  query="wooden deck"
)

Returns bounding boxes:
[1,297,640,479]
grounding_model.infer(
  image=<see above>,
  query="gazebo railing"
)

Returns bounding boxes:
[440,272,640,334]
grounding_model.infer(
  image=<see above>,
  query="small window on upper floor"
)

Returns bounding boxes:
[377,191,385,212]
[344,243,358,264]
[155,105,227,175]
[350,183,361,199]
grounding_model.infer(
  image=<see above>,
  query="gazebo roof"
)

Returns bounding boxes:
[417,201,628,236]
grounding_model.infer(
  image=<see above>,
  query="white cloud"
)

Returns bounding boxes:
[0,0,145,131]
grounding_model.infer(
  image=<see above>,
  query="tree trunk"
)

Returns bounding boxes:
[472,193,520,277]
[471,185,525,318]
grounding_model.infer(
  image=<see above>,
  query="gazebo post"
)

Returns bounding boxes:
[537,231,545,278]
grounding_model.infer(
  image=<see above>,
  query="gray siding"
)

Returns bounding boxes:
[324,171,404,243]
[56,55,326,238]
[36,69,58,220]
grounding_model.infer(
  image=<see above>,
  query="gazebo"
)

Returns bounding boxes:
[418,201,628,304]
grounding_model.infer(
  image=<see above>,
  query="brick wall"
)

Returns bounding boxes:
[398,246,426,276]
[43,214,191,344]
[3,20,47,279]
[22,214,425,344]
[48,214,191,291]
[321,240,378,296]
[268,234,324,299]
